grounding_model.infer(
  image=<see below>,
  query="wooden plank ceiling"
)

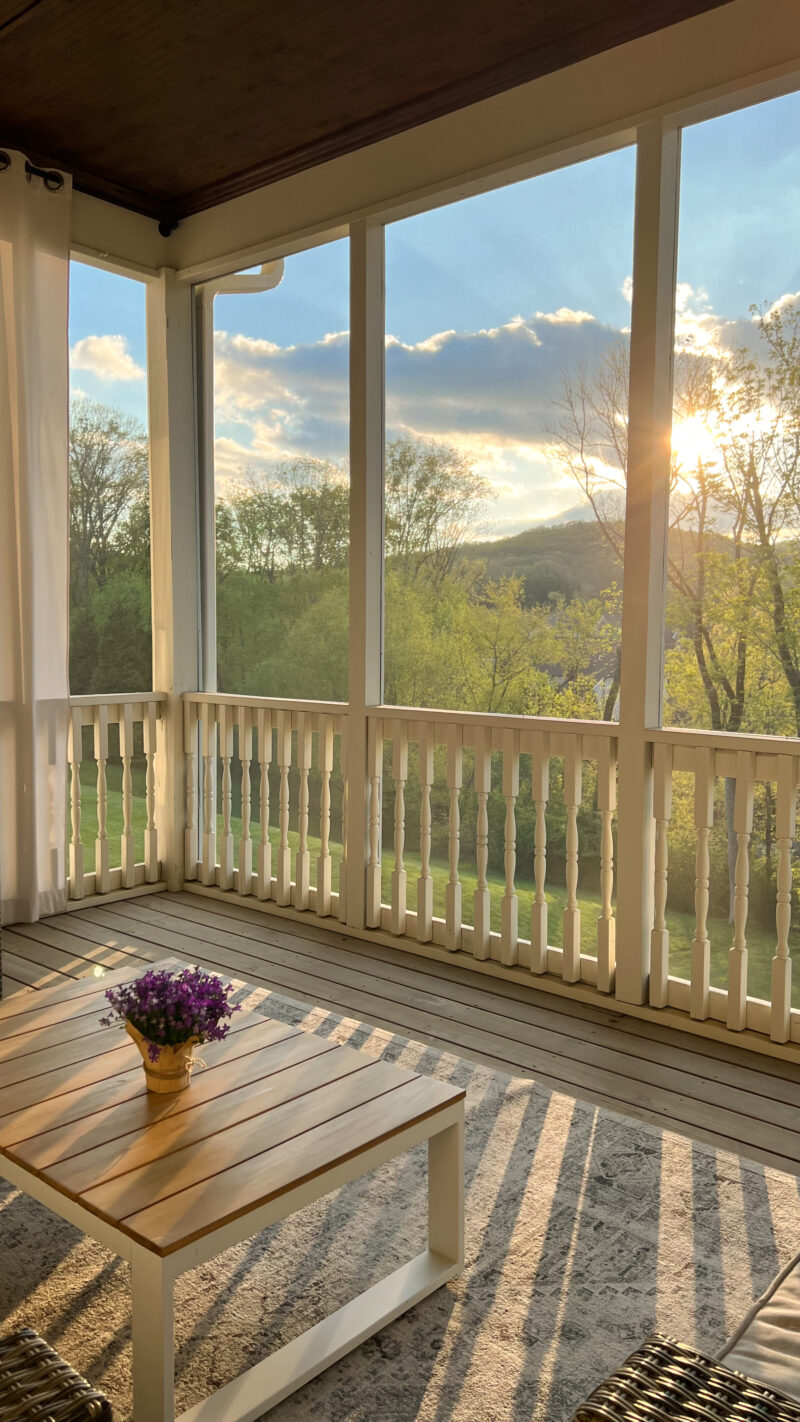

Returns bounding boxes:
[0,0,730,225]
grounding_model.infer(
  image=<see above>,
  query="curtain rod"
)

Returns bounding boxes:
[0,152,64,189]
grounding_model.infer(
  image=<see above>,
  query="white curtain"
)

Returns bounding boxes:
[0,150,72,924]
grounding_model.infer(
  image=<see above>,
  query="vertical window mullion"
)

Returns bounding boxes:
[615,119,681,1003]
[345,219,385,928]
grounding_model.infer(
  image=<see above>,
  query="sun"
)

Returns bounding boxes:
[671,413,720,471]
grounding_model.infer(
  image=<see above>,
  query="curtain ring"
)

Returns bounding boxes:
[0,152,10,172]
[24,160,64,191]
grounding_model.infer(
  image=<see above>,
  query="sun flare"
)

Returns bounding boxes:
[671,414,719,471]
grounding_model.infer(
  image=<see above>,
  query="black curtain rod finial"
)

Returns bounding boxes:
[0,154,64,188]
[24,160,64,190]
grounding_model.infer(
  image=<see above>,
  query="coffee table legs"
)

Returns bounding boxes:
[132,1243,175,1422]
[428,1116,465,1270]
[129,1104,464,1421]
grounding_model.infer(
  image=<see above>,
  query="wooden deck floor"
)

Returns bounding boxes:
[3,890,800,1176]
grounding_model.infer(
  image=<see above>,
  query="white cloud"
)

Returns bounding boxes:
[535,307,595,325]
[210,288,800,537]
[70,334,144,382]
[765,290,800,319]
[211,310,627,532]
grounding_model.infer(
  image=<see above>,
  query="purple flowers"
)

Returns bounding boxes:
[101,967,240,1062]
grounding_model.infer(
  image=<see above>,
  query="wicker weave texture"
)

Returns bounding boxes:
[0,1328,112,1421]
[573,1333,800,1422]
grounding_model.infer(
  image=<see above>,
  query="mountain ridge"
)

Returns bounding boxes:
[463,516,621,604]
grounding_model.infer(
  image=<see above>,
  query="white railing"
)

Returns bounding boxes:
[648,727,800,1045]
[181,695,618,989]
[67,694,165,901]
[175,693,800,1053]
[183,694,347,917]
[368,708,618,990]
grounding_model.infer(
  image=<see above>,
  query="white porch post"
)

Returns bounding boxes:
[615,121,680,1004]
[344,220,385,929]
[146,269,201,892]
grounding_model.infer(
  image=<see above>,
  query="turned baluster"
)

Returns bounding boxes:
[338,723,348,923]
[366,719,383,928]
[473,725,492,960]
[596,737,617,993]
[120,702,136,888]
[317,716,334,917]
[238,706,253,896]
[690,747,715,1020]
[390,720,409,935]
[416,721,435,943]
[727,751,755,1031]
[218,704,234,890]
[143,702,158,883]
[530,730,549,974]
[500,728,519,967]
[256,707,273,900]
[562,736,583,983]
[295,712,312,910]
[276,710,293,906]
[445,725,462,952]
[183,700,198,881]
[94,704,110,895]
[68,707,84,899]
[650,741,673,1007]
[771,755,796,1043]
[201,705,217,886]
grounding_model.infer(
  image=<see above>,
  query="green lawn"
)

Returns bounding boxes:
[75,764,800,1006]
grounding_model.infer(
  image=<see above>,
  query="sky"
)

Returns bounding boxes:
[69,87,800,539]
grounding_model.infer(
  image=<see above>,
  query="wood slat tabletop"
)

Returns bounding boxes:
[0,962,464,1256]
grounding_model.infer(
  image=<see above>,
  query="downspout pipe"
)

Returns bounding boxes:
[196,261,284,691]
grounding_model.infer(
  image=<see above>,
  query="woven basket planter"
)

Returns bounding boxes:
[125,1021,199,1094]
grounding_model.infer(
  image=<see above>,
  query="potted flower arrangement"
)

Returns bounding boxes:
[101,967,240,1094]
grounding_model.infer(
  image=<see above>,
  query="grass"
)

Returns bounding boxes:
[74,763,800,1007]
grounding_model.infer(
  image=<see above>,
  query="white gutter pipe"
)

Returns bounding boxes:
[196,261,285,689]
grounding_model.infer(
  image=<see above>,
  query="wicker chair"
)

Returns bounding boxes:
[573,1333,800,1422]
[0,1328,112,1421]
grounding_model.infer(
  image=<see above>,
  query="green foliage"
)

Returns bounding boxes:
[384,434,492,588]
[70,306,800,938]
[217,567,350,699]
[69,397,152,693]
[70,570,152,695]
[468,519,623,604]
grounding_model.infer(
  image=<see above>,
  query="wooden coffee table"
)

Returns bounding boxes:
[0,962,465,1422]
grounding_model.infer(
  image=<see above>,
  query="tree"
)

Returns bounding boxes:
[216,459,349,582]
[384,435,491,589]
[718,301,800,734]
[69,398,148,596]
[283,459,349,572]
[549,585,622,720]
[68,398,151,694]
[548,308,800,919]
[547,336,778,737]
[451,575,551,714]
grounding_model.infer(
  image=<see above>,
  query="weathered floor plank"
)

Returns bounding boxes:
[3,892,799,1174]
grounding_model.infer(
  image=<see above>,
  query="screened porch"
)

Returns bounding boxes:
[4,3,800,1420]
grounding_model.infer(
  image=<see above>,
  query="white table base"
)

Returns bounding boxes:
[4,1102,464,1422]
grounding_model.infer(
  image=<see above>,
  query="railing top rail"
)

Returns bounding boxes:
[184,691,348,715]
[372,705,618,737]
[69,692,166,707]
[648,725,800,756]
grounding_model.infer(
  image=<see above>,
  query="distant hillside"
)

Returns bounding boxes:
[527,502,597,528]
[463,519,622,605]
